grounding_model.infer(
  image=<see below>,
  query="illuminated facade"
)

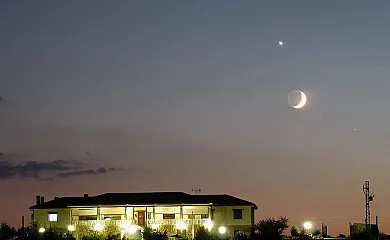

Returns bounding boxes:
[30,192,257,238]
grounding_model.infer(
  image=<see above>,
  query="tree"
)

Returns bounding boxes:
[194,226,216,240]
[290,226,301,238]
[311,228,321,237]
[254,216,289,240]
[0,222,16,240]
[143,227,168,240]
[233,231,250,240]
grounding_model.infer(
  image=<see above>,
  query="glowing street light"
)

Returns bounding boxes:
[67,225,75,231]
[303,222,312,230]
[218,226,227,234]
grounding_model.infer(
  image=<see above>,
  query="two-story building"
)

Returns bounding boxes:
[29,192,257,239]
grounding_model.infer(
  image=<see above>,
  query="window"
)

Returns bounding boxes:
[201,214,208,219]
[48,213,58,222]
[163,214,175,219]
[233,209,243,219]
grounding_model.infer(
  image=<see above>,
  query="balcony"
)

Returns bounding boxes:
[73,220,134,229]
[147,219,210,226]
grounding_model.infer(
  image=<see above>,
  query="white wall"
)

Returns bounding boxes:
[33,209,71,229]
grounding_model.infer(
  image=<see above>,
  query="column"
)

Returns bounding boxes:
[125,207,127,220]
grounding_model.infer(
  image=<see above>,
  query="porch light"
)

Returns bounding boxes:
[204,220,213,231]
[176,221,187,230]
[127,225,137,234]
[151,223,160,229]
[218,226,226,234]
[67,225,75,231]
[94,223,104,231]
[39,227,45,233]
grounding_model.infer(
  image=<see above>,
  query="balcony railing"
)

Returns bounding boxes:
[72,219,210,228]
[147,219,210,226]
[73,220,134,228]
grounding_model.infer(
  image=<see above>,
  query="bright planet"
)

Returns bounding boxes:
[288,90,307,109]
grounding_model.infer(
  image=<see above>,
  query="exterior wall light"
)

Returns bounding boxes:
[176,221,187,230]
[67,225,75,231]
[218,226,227,234]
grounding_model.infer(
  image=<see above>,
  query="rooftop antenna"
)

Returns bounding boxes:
[192,188,201,195]
[363,180,374,233]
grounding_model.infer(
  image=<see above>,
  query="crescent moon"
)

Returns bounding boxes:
[292,91,307,109]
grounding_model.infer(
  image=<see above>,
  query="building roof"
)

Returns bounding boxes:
[29,191,257,210]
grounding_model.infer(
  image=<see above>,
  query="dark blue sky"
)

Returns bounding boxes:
[2,1,390,235]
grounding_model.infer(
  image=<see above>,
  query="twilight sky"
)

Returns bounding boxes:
[2,0,390,235]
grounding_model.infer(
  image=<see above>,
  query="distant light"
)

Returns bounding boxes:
[39,227,45,233]
[278,41,283,46]
[104,217,111,221]
[218,226,227,234]
[68,225,75,231]
[303,222,312,230]
[354,128,357,131]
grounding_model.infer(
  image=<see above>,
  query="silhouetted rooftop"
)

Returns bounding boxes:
[29,191,257,210]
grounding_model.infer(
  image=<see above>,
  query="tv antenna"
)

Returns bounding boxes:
[192,188,201,195]
[363,180,374,232]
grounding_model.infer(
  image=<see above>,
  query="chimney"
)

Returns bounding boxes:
[54,197,59,200]
[36,196,41,205]
[40,196,44,204]
[84,194,88,198]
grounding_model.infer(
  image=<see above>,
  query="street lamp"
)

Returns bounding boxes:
[303,222,312,230]
[218,226,227,234]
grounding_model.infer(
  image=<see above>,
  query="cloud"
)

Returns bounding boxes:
[56,167,124,178]
[0,158,80,179]
[0,154,124,180]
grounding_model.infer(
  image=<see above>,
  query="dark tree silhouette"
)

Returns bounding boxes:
[194,226,216,240]
[0,222,16,239]
[290,226,301,238]
[254,216,289,240]
[233,231,250,240]
[311,228,321,237]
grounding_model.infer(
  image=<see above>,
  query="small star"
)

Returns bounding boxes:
[354,128,357,131]
[278,41,283,46]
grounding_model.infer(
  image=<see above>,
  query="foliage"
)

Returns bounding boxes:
[194,226,216,240]
[290,226,301,238]
[253,216,289,240]
[0,222,16,239]
[233,231,250,240]
[143,226,168,240]
[311,227,321,237]
[157,225,176,238]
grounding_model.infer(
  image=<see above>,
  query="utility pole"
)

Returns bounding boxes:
[21,216,24,228]
[376,216,379,240]
[192,188,201,195]
[363,180,374,233]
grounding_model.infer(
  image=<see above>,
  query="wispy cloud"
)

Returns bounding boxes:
[0,153,124,180]
[56,167,125,178]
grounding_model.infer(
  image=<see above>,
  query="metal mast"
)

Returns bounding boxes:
[192,188,201,195]
[363,180,374,232]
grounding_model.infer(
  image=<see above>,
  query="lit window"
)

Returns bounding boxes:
[48,213,58,222]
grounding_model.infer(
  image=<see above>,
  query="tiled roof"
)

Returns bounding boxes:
[29,192,257,210]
